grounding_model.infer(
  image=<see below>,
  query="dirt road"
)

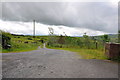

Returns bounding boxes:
[2,47,118,78]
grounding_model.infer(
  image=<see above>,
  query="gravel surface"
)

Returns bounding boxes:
[2,47,118,78]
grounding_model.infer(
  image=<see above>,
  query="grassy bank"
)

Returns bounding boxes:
[2,32,44,53]
[48,47,108,60]
[2,43,41,53]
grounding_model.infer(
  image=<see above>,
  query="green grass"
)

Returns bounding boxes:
[2,35,43,53]
[48,47,108,60]
[2,43,41,53]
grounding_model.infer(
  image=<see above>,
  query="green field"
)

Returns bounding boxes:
[1,31,48,53]
[1,30,119,61]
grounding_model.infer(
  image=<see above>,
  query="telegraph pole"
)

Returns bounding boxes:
[33,20,35,38]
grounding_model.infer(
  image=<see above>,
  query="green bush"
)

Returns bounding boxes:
[27,38,32,40]
[1,31,11,49]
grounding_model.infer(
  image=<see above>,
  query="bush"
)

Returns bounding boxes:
[27,38,32,40]
[1,31,11,49]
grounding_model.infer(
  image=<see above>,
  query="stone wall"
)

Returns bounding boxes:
[105,43,120,58]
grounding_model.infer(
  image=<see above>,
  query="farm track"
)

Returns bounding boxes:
[2,47,118,78]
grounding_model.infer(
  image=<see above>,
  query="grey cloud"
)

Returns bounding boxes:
[2,2,118,33]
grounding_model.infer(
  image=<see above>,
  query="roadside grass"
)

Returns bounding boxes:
[48,47,108,60]
[2,43,40,53]
[2,36,42,53]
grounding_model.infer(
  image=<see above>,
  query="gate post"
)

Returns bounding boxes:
[105,43,120,59]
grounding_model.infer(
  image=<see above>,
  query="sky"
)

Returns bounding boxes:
[0,1,119,36]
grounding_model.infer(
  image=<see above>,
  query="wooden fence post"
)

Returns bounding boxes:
[105,43,120,59]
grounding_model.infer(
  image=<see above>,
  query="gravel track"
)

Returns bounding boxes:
[2,47,118,78]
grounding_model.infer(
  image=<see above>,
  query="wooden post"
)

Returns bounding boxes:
[95,41,98,49]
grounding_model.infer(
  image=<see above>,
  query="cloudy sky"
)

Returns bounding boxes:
[0,1,119,36]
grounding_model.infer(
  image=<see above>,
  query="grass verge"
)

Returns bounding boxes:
[48,47,108,60]
[2,43,41,53]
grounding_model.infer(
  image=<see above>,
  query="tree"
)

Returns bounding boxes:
[83,33,88,39]
[58,35,65,44]
[48,27,54,35]
[92,37,98,49]
[47,27,57,47]
[101,34,110,43]
[83,33,90,49]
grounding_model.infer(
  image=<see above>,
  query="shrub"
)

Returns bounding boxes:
[1,31,11,49]
[27,38,32,40]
